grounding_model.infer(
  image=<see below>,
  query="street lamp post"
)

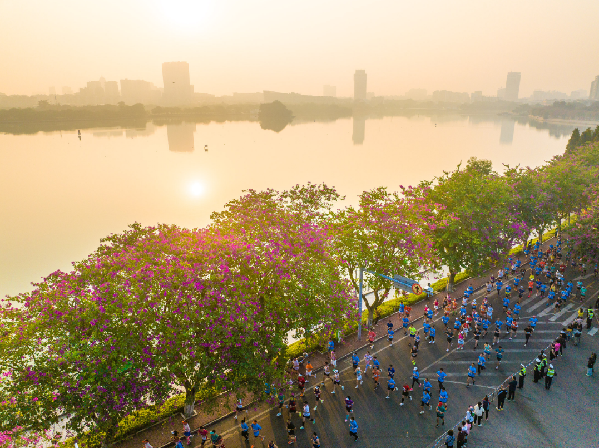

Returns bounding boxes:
[358,267,364,340]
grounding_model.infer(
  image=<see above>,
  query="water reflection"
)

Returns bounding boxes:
[352,116,365,145]
[499,120,515,145]
[167,123,195,152]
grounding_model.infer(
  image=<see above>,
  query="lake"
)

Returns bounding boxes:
[0,114,577,299]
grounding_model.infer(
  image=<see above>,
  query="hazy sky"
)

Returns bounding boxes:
[1,0,598,97]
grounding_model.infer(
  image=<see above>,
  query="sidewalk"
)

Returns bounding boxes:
[115,241,550,448]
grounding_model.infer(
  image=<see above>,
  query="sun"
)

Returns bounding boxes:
[155,0,216,33]
[189,181,204,197]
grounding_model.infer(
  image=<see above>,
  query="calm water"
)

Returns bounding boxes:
[0,115,576,299]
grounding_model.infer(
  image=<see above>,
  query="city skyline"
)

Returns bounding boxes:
[1,1,598,97]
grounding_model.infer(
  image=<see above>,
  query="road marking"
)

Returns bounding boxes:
[527,300,547,313]
[562,312,578,326]
[549,304,574,321]
[438,380,496,389]
[493,338,555,343]
[426,360,524,365]
[537,305,555,317]
[589,328,598,336]
[519,296,539,307]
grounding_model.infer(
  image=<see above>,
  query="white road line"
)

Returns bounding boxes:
[519,296,539,307]
[589,328,598,336]
[426,361,523,365]
[527,300,547,313]
[562,312,578,326]
[549,304,574,321]
[537,305,554,317]
[437,380,495,389]
[493,338,555,343]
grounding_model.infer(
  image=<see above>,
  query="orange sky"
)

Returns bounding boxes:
[1,0,598,97]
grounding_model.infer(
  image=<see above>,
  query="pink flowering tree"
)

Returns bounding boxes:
[328,186,441,326]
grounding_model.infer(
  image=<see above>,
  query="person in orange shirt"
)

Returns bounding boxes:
[528,280,534,298]
[372,366,380,390]
[305,361,313,381]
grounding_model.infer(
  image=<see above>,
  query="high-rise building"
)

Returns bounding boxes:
[354,70,367,101]
[162,61,193,106]
[120,79,161,105]
[590,76,599,100]
[62,86,73,95]
[497,87,506,99]
[323,85,336,97]
[505,72,521,101]
[104,81,120,104]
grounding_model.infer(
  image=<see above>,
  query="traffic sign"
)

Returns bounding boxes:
[412,283,423,295]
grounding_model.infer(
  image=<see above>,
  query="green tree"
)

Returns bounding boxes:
[329,186,439,326]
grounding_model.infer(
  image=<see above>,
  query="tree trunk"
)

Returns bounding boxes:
[446,271,457,292]
[367,306,374,328]
[184,383,197,418]
[538,227,545,244]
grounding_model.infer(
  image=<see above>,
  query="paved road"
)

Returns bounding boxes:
[204,262,599,448]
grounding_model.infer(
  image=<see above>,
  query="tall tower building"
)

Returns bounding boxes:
[354,70,367,101]
[162,61,194,106]
[505,72,521,101]
[590,76,599,100]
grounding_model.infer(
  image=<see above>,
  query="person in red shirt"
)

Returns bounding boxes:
[298,374,306,397]
[198,426,208,447]
[372,367,380,390]
[368,328,376,349]
[528,280,534,298]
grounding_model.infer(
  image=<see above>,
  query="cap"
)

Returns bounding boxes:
[550,364,553,368]
[413,366,418,371]
[334,370,338,373]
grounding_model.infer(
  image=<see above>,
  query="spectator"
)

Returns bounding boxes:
[587,353,597,377]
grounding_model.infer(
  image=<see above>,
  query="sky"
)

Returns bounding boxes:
[1,0,598,97]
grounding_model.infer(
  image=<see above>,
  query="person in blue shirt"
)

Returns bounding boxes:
[442,314,450,328]
[420,390,431,413]
[502,297,510,311]
[460,306,467,317]
[540,283,547,298]
[399,302,405,314]
[518,285,525,299]
[439,388,448,404]
[516,259,521,268]
[495,346,504,369]
[513,303,521,316]
[373,356,380,370]
[349,417,358,441]
[352,353,360,371]
[496,280,503,295]
[175,437,184,448]
[402,316,409,335]
[514,277,520,287]
[388,365,395,379]
[529,316,538,330]
[240,419,250,442]
[387,328,394,346]
[251,420,265,442]
[328,340,334,352]
[427,308,434,320]
[454,319,461,333]
[423,378,432,393]
[486,282,493,293]
[477,354,486,375]
[505,285,512,298]
[467,363,477,386]
[386,377,396,398]
[437,369,447,389]
[429,326,436,343]
[445,430,455,447]
[495,319,503,330]
[482,318,490,337]
[506,315,513,327]
[423,322,431,339]
[464,290,471,299]
[412,367,421,388]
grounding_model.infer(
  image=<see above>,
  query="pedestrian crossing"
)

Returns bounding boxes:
[589,328,598,336]
[549,304,574,321]
[527,300,548,313]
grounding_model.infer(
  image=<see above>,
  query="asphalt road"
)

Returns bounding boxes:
[205,261,599,448]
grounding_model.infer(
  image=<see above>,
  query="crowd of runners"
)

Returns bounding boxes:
[142,235,597,448]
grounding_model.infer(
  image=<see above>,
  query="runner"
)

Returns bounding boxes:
[446,328,453,352]
[466,363,476,387]
[429,325,436,344]
[495,345,504,369]
[331,370,342,394]
[300,401,315,429]
[477,353,486,375]
[322,362,331,387]
[240,419,250,443]
[420,389,432,414]
[364,352,372,375]
[436,402,447,427]
[437,368,447,390]
[386,376,396,398]
[355,367,363,389]
[276,389,285,416]
[400,383,412,405]
[344,396,354,422]
[368,328,376,349]
[348,417,358,441]
[412,366,421,388]
[251,420,265,442]
[372,366,380,390]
